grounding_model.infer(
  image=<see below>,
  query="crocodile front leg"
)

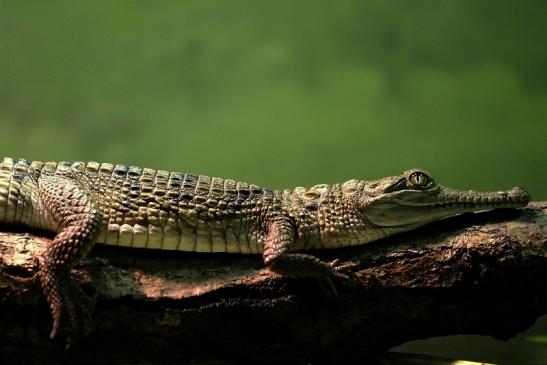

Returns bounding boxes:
[263,217,350,293]
[38,175,103,339]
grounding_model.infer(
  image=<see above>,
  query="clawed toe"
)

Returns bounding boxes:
[72,284,96,336]
[53,290,95,343]
[328,259,361,288]
[316,263,356,295]
[329,259,358,274]
[318,276,339,296]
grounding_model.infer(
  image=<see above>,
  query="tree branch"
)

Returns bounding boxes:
[1,203,546,364]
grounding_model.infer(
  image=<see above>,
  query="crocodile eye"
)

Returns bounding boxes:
[408,172,430,189]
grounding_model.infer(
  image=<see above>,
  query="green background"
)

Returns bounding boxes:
[1,1,545,363]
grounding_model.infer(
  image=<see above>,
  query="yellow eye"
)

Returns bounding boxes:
[409,172,430,188]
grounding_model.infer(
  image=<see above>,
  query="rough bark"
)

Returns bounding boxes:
[0,203,546,364]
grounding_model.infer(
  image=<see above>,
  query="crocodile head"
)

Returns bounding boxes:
[359,169,530,230]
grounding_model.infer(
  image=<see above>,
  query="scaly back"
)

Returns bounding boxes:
[0,157,280,253]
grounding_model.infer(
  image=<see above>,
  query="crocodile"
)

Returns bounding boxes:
[0,157,531,339]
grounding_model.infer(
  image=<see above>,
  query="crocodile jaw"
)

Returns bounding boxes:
[361,186,530,227]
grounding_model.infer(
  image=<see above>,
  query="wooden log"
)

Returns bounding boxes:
[1,203,545,364]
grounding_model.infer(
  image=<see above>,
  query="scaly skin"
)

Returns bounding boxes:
[0,157,531,339]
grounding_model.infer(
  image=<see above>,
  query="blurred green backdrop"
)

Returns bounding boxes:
[1,0,545,363]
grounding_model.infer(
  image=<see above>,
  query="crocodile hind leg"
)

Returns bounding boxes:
[38,175,103,339]
[263,217,350,294]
